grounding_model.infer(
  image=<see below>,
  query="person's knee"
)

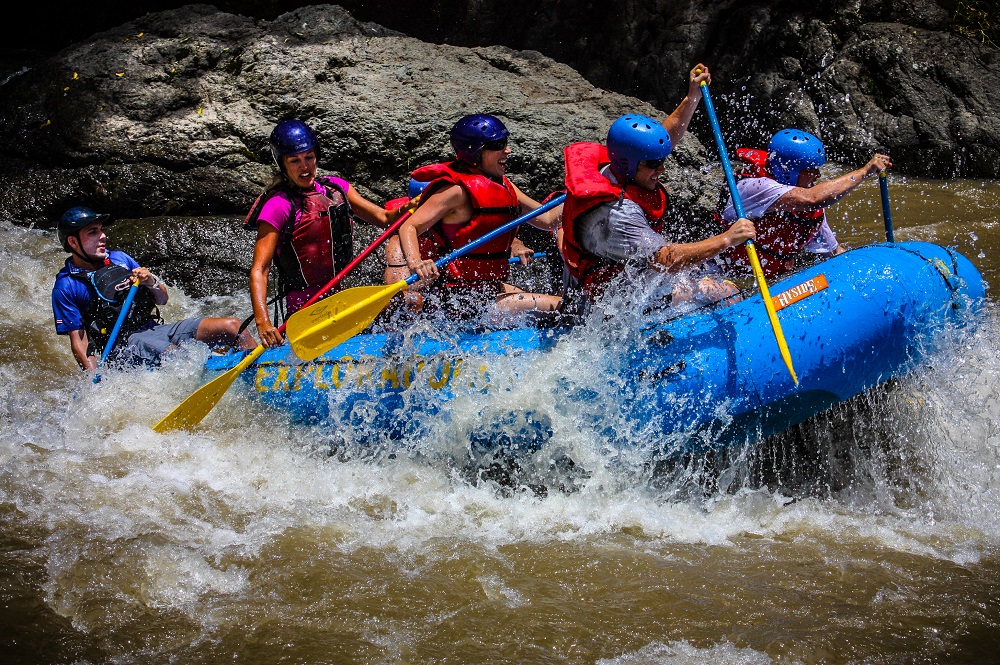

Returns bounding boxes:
[694,278,740,305]
[196,317,241,344]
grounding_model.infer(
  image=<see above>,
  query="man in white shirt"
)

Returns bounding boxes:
[560,64,756,310]
[720,128,892,279]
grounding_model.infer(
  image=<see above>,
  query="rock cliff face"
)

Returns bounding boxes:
[0,3,711,229]
[332,0,999,179]
[4,1,997,227]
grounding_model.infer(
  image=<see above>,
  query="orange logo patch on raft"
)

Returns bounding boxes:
[771,274,829,311]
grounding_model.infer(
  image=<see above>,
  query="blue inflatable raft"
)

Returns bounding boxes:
[205,241,985,452]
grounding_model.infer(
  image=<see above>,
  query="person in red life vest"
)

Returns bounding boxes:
[391,114,563,319]
[560,64,756,309]
[718,128,892,279]
[51,207,255,370]
[246,119,411,348]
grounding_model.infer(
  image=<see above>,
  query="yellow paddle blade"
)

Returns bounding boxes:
[286,281,408,362]
[746,242,798,385]
[152,345,266,433]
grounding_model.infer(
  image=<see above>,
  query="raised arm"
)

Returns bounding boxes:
[660,63,711,147]
[398,184,469,283]
[347,187,412,229]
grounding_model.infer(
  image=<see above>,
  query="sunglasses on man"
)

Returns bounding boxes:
[482,138,509,151]
[640,157,666,169]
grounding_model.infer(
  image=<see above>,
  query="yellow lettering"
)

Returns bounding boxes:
[255,366,274,393]
[273,366,291,392]
[429,361,451,389]
[382,365,400,389]
[292,364,310,391]
[355,362,374,388]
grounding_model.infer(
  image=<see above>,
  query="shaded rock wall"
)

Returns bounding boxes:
[7,1,998,185]
[0,4,713,230]
[332,0,999,178]
[2,0,997,236]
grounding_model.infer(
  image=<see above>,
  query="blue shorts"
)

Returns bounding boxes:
[121,317,204,364]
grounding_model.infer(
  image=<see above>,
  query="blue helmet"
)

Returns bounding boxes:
[407,178,429,199]
[606,114,672,182]
[269,119,320,172]
[57,206,110,252]
[767,128,826,185]
[449,114,510,166]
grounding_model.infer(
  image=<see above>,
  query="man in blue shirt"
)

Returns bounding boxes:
[51,206,253,370]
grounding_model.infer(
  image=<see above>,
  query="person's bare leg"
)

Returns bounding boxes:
[384,235,423,311]
[196,317,256,350]
[495,284,561,313]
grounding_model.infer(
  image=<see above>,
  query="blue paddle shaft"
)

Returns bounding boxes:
[700,83,747,221]
[404,194,566,285]
[879,174,895,242]
[99,283,139,366]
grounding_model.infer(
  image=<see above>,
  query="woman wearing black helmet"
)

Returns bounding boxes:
[245,119,410,348]
[392,113,563,319]
[51,206,255,370]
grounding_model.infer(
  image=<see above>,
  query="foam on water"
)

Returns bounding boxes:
[598,639,778,664]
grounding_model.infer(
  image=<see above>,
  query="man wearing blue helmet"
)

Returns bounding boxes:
[393,113,563,319]
[561,64,756,305]
[245,119,411,347]
[718,128,892,278]
[51,206,254,370]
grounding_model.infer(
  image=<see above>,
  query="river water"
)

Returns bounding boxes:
[1,174,998,663]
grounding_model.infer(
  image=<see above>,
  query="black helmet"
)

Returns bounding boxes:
[57,206,109,252]
[449,114,510,166]
[269,119,320,174]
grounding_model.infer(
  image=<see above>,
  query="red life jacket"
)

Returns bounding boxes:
[409,161,521,282]
[716,147,825,279]
[561,142,668,293]
[244,176,354,294]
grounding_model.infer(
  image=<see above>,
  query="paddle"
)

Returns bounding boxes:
[152,209,415,433]
[93,280,139,383]
[697,74,799,384]
[879,172,895,242]
[286,194,566,362]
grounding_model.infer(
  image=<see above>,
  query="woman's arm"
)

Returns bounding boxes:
[512,182,563,231]
[398,185,469,284]
[347,187,411,229]
[249,225,283,347]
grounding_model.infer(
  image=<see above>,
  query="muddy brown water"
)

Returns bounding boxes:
[1,173,998,664]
